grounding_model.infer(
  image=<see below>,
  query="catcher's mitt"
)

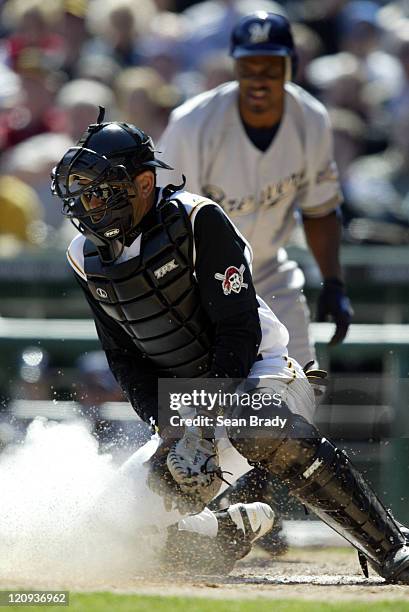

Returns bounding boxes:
[146,429,223,514]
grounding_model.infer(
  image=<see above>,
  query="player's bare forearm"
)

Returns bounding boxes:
[302,210,343,280]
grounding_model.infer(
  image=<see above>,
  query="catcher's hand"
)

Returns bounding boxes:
[146,428,222,514]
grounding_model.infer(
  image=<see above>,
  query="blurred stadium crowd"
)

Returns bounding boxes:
[1,0,409,452]
[1,0,409,249]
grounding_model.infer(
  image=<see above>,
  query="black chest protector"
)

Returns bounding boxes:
[83,197,214,377]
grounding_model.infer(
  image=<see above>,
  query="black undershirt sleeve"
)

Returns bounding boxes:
[209,309,262,378]
[193,205,261,377]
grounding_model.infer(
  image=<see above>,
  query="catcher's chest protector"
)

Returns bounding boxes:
[84,199,214,377]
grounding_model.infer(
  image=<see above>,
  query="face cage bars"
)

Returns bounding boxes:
[53,146,137,223]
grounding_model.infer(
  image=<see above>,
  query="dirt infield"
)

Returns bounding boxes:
[117,548,409,602]
[1,547,409,602]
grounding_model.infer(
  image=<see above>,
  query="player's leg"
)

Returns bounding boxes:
[246,250,316,553]
[211,364,315,556]
[227,382,409,583]
[116,434,276,574]
[255,248,315,366]
[210,434,289,555]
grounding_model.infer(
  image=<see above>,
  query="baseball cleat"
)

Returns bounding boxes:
[370,544,409,584]
[208,467,289,557]
[162,502,275,575]
[369,526,409,584]
[216,502,276,545]
[213,502,276,563]
[253,514,289,556]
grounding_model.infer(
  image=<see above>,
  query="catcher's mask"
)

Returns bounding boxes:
[51,106,173,261]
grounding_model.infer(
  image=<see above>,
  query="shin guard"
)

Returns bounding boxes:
[230,414,409,581]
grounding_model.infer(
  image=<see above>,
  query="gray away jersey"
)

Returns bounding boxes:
[158,81,343,286]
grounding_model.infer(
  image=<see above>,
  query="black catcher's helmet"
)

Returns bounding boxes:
[230,12,298,79]
[51,107,172,256]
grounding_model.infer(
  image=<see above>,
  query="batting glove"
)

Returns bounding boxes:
[316,278,354,345]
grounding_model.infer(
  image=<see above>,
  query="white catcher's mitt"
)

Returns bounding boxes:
[147,428,223,514]
[167,431,222,502]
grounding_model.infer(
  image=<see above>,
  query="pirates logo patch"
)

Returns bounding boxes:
[214,264,248,296]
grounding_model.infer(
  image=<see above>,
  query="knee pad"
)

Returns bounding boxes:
[229,409,322,485]
[226,381,320,470]
[262,415,322,486]
[226,386,294,463]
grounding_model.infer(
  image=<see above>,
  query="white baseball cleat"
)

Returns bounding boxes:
[215,502,275,545]
[162,502,276,575]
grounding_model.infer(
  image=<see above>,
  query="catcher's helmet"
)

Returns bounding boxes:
[230,12,298,79]
[52,107,172,258]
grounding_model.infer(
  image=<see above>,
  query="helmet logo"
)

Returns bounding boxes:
[154,259,179,280]
[96,288,108,299]
[248,22,272,44]
[214,264,248,296]
[104,228,120,238]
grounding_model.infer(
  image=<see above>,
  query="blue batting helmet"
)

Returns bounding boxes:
[230,12,298,78]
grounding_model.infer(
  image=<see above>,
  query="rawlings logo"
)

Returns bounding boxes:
[248,22,272,44]
[104,228,120,238]
[96,288,108,299]
[214,264,248,295]
[154,259,179,279]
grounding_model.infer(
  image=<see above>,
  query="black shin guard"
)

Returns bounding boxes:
[229,414,408,580]
[278,434,404,564]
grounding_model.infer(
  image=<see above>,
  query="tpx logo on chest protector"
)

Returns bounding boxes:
[214,264,248,296]
[153,259,179,280]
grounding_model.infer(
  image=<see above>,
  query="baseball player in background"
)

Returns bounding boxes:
[52,111,409,583]
[159,11,354,368]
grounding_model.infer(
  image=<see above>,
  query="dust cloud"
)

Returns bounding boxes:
[0,418,167,588]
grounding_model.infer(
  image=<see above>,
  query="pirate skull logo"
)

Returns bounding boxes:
[214,264,248,295]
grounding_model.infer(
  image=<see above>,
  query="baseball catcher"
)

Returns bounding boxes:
[52,109,409,581]
[158,10,354,554]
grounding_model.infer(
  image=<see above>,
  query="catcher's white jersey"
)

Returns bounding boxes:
[158,81,342,287]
